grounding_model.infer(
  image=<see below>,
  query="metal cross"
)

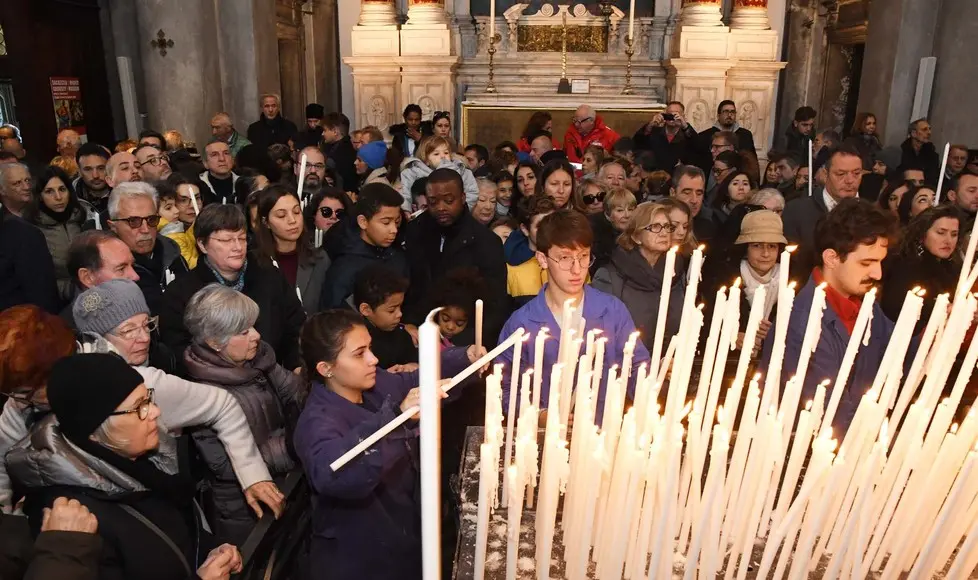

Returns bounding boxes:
[150,29,174,57]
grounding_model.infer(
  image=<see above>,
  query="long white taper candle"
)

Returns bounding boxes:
[474,299,484,351]
[418,313,442,580]
[296,152,308,201]
[934,142,950,206]
[808,139,814,197]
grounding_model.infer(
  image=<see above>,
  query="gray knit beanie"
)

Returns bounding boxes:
[73,279,150,336]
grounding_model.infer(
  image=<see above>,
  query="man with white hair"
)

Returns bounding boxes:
[0,162,32,217]
[246,93,298,151]
[563,104,620,163]
[210,112,251,157]
[107,182,188,314]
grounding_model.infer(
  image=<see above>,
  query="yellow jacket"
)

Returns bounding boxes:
[507,258,548,298]
[164,223,199,269]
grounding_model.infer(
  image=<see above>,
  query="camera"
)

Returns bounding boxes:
[662,113,676,121]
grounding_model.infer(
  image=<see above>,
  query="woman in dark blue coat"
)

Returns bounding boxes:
[293,310,485,580]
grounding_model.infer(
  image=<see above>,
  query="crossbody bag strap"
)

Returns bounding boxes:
[119,504,193,576]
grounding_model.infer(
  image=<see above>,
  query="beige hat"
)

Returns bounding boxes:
[735,209,787,245]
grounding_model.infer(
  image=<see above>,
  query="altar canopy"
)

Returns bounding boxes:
[345,0,785,160]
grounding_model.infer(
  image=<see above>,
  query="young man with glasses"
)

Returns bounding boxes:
[563,104,621,164]
[107,182,189,315]
[133,144,172,182]
[497,209,650,421]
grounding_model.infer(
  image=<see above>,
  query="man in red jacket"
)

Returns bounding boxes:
[563,104,620,163]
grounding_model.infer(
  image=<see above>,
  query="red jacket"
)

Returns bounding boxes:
[562,116,620,162]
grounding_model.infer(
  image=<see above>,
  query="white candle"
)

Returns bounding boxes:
[295,286,302,303]
[628,0,636,41]
[296,152,308,201]
[934,142,950,206]
[808,140,814,197]
[475,299,484,351]
[190,191,200,216]
[649,246,677,374]
[502,332,526,505]
[959,219,978,297]
[821,287,876,433]
[504,465,524,580]
[473,442,493,580]
[489,0,496,43]
[418,317,442,580]
[94,212,101,230]
[532,328,548,409]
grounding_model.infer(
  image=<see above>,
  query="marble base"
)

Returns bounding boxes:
[351,25,400,57]
[400,26,453,56]
[672,25,731,59]
[728,28,780,61]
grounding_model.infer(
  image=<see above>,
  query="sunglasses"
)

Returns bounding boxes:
[110,215,162,229]
[583,192,606,205]
[319,206,346,219]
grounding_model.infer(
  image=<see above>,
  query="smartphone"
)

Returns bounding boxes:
[662,113,676,121]
[569,162,583,171]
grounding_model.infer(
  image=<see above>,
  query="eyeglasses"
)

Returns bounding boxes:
[109,389,156,421]
[110,215,162,229]
[644,222,677,234]
[572,116,594,125]
[7,387,43,408]
[319,206,346,219]
[136,154,168,168]
[712,166,730,176]
[720,109,737,115]
[110,316,159,341]
[547,253,594,271]
[745,203,783,216]
[582,192,606,205]
[177,194,202,207]
[303,162,327,172]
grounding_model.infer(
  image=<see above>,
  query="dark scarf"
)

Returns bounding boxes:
[68,434,196,508]
[610,245,687,292]
[38,197,81,225]
[184,340,278,387]
[205,256,248,292]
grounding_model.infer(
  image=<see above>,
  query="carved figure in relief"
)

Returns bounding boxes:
[367,95,389,130]
[739,100,757,131]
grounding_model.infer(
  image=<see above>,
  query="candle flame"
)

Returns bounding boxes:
[733,277,742,288]
[521,333,531,343]
[818,379,831,387]
[629,330,641,342]
[539,327,550,338]
[917,288,927,297]
[817,282,828,290]
[951,422,960,434]
[786,245,798,253]
[669,245,679,253]
[698,244,706,252]
[424,307,444,324]
[805,400,813,411]
[788,281,797,290]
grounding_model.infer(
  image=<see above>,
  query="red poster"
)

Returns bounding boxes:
[50,77,87,137]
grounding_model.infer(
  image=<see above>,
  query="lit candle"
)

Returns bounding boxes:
[475,299,484,352]
[418,316,442,580]
[532,328,548,409]
[296,152,308,201]
[649,246,677,373]
[959,218,978,297]
[489,0,496,44]
[821,287,876,433]
[628,0,636,41]
[808,140,814,197]
[502,332,526,505]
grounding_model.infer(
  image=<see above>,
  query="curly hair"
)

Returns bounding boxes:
[899,205,964,262]
[0,305,76,397]
[814,198,897,267]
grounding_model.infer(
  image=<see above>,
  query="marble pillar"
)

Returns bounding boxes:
[359,0,398,26]
[402,0,452,56]
[133,0,223,147]
[730,0,770,30]
[406,0,447,25]
[352,0,400,58]
[347,0,402,131]
[680,0,724,27]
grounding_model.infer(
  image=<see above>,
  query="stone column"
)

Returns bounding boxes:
[405,0,447,26]
[346,0,402,131]
[133,0,223,146]
[402,0,451,56]
[359,0,397,26]
[730,0,771,30]
[680,0,724,27]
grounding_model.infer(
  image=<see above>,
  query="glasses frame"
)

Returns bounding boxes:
[546,253,595,272]
[582,192,607,205]
[644,222,678,234]
[109,388,156,421]
[319,206,346,219]
[135,153,168,168]
[572,116,595,126]
[109,315,160,341]
[110,215,162,229]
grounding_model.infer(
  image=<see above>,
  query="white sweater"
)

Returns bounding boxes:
[0,365,272,511]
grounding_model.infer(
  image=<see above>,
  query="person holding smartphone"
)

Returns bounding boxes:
[632,101,699,172]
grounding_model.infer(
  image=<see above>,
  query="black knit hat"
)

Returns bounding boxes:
[47,353,145,441]
[305,103,325,120]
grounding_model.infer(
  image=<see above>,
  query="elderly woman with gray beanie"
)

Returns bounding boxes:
[6,353,246,580]
[182,284,305,544]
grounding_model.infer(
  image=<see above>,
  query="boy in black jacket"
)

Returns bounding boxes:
[354,264,417,370]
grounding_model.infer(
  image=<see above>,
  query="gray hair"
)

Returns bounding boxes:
[671,164,705,187]
[750,188,785,209]
[0,162,29,192]
[476,177,497,193]
[184,283,259,348]
[108,182,158,219]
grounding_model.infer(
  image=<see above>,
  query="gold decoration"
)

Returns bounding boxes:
[517,25,606,53]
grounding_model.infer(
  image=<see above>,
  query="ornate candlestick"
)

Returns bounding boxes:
[557,12,571,94]
[622,34,635,95]
[486,32,501,93]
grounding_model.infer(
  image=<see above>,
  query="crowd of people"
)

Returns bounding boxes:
[1,91,977,579]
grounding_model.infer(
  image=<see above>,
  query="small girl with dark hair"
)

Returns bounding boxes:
[430,267,485,346]
[293,309,486,580]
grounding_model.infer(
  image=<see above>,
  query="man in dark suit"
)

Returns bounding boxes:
[388,104,433,159]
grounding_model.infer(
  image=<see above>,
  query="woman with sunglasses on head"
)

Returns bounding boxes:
[24,165,97,304]
[253,184,331,314]
[592,202,688,349]
[587,184,634,275]
[576,175,609,216]
[6,353,250,580]
[0,302,284,531]
[304,187,352,252]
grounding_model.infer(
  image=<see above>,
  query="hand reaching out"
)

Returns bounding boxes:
[41,497,98,534]
[244,481,285,520]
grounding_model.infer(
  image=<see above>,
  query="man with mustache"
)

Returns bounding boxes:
[107,182,188,315]
[760,197,898,433]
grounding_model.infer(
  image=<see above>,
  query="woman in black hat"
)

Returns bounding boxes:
[6,353,249,580]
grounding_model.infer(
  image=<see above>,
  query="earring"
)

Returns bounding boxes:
[916,242,925,257]
[325,371,334,379]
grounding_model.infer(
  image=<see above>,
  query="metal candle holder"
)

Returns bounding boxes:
[486,33,501,94]
[622,35,635,95]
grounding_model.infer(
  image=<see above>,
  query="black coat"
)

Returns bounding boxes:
[388,122,433,159]
[402,209,507,344]
[881,251,960,334]
[160,258,306,370]
[319,221,410,310]
[246,115,299,151]
[632,124,699,172]
[781,191,831,279]
[0,511,103,580]
[134,236,190,316]
[695,126,757,174]
[900,138,941,185]
[783,125,812,162]
[367,321,418,369]
[589,212,619,276]
[0,208,61,314]
[323,136,360,195]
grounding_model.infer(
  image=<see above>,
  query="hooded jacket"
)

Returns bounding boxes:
[562,115,621,163]
[183,340,305,544]
[398,157,480,211]
[6,415,209,580]
[25,199,95,303]
[319,221,410,310]
[592,246,688,350]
